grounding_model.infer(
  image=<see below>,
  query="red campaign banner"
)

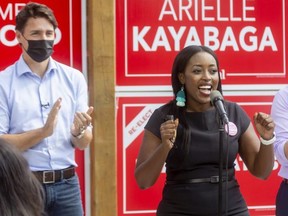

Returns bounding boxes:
[0,0,83,70]
[116,95,281,216]
[116,0,288,86]
[0,0,86,207]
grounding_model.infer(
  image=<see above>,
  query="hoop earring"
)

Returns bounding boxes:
[176,86,186,107]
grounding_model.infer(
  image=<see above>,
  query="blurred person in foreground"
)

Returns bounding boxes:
[135,45,275,215]
[0,2,93,216]
[0,138,45,216]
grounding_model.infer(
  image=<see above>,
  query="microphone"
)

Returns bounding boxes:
[41,102,50,109]
[210,90,229,124]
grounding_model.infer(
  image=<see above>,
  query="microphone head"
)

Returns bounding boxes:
[210,90,223,106]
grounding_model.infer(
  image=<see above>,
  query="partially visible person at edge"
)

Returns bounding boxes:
[271,87,288,216]
[0,138,45,216]
[0,2,93,216]
[134,45,275,215]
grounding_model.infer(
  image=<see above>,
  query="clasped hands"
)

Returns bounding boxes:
[43,98,94,140]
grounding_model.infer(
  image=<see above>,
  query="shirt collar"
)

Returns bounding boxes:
[16,55,57,77]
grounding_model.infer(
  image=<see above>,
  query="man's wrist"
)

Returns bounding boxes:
[71,123,93,139]
[72,128,86,139]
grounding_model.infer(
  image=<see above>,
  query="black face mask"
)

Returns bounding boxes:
[22,36,54,62]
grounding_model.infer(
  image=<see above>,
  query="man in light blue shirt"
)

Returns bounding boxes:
[0,3,93,216]
[271,86,288,216]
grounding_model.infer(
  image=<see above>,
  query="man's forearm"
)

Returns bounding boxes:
[0,127,48,151]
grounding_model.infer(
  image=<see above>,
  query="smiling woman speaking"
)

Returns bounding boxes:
[134,45,275,216]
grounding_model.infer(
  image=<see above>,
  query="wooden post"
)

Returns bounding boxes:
[87,0,116,215]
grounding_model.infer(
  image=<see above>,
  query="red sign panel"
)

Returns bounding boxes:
[0,0,86,208]
[116,0,287,86]
[117,95,281,216]
[0,0,83,70]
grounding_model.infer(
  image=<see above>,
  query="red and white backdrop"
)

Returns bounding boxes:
[116,0,287,215]
[0,0,87,212]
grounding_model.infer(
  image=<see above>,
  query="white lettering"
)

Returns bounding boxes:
[133,26,151,51]
[54,28,61,45]
[179,0,193,21]
[132,25,278,52]
[0,3,13,20]
[151,26,171,51]
[243,0,255,21]
[158,0,178,21]
[230,0,241,21]
[216,0,228,21]
[0,3,26,20]
[202,0,214,21]
[159,0,255,21]
[184,26,201,46]
[204,26,220,50]
[0,25,62,46]
[168,26,186,51]
[259,27,277,51]
[220,27,239,51]
[0,24,18,46]
[239,26,257,52]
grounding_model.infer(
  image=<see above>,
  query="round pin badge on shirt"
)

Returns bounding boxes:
[225,122,238,136]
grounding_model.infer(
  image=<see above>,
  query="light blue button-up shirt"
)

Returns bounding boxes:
[271,86,288,179]
[0,56,89,171]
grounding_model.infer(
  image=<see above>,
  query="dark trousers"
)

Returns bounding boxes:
[276,181,288,216]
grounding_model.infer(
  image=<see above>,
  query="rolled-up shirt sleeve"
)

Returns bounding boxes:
[271,87,288,177]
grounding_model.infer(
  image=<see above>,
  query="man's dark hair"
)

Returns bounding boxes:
[15,2,58,33]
